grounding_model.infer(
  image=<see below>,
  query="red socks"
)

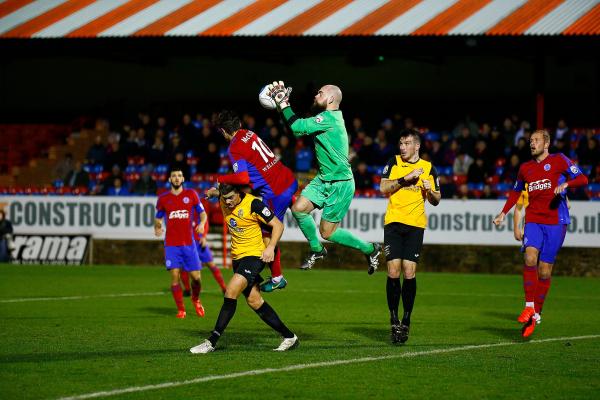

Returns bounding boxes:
[208,263,227,292]
[180,271,191,291]
[270,246,282,279]
[535,278,551,314]
[523,265,538,303]
[171,284,184,311]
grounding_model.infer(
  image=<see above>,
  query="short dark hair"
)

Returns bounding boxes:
[219,184,238,196]
[216,110,242,134]
[399,128,421,144]
[169,167,184,176]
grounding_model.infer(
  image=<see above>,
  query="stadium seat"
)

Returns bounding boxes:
[453,175,467,185]
[494,183,512,192]
[495,158,506,167]
[425,132,440,142]
[296,149,313,172]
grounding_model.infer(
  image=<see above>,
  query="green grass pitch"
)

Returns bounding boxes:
[1,264,599,400]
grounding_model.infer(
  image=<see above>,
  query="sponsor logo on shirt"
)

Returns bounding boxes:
[315,115,323,123]
[169,210,189,219]
[262,207,272,217]
[528,179,552,192]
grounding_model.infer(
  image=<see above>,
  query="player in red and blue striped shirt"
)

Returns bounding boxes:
[155,168,206,318]
[493,130,588,337]
[208,110,298,292]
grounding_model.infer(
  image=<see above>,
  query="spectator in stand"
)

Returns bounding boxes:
[467,158,487,184]
[358,136,376,166]
[512,137,530,162]
[438,175,456,199]
[473,140,490,167]
[53,153,74,182]
[259,117,275,140]
[430,140,445,167]
[0,210,14,262]
[442,139,459,167]
[133,165,158,195]
[156,116,170,137]
[481,184,497,199]
[350,117,364,138]
[502,154,521,182]
[65,161,90,188]
[551,138,568,156]
[456,126,475,156]
[170,152,190,179]
[86,135,107,166]
[454,183,470,200]
[107,177,131,196]
[198,143,220,173]
[374,129,394,161]
[501,117,517,145]
[478,123,492,144]
[168,134,185,163]
[104,141,126,169]
[148,136,167,165]
[101,165,124,195]
[278,135,296,171]
[352,130,367,152]
[554,118,570,144]
[489,127,506,160]
[514,120,531,145]
[122,128,138,156]
[135,128,149,159]
[353,161,373,190]
[179,113,198,148]
[578,137,599,168]
[381,118,399,148]
[265,126,281,150]
[453,151,473,177]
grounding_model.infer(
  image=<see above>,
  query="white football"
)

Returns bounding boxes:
[259,85,276,110]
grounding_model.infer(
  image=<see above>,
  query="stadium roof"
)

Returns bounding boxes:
[0,0,599,39]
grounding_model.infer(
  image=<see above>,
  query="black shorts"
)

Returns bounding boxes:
[384,222,425,263]
[232,256,265,297]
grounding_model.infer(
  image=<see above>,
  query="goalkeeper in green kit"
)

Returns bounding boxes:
[266,81,382,273]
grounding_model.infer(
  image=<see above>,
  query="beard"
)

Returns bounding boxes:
[171,182,182,190]
[310,100,326,114]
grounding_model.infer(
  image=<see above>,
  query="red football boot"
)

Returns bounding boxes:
[193,300,205,317]
[176,310,187,319]
[517,307,535,323]
[521,316,537,338]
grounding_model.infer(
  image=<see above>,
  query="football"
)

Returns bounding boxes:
[259,85,276,110]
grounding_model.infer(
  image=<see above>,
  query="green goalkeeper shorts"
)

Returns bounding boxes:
[301,178,355,223]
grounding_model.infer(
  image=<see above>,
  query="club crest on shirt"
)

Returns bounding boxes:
[570,165,579,174]
[544,164,551,171]
[315,115,323,123]
[237,209,244,218]
[183,196,190,204]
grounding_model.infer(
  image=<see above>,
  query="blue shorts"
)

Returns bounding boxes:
[164,245,201,271]
[522,223,567,264]
[263,181,298,222]
[196,242,214,263]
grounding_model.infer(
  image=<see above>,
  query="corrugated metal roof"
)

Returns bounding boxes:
[1,0,599,38]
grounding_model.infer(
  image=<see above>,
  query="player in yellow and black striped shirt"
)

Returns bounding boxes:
[190,184,298,354]
[379,129,441,344]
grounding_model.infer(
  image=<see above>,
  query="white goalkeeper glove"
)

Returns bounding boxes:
[266,81,292,109]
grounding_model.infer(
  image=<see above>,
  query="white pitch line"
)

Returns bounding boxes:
[56,334,600,400]
[0,292,165,303]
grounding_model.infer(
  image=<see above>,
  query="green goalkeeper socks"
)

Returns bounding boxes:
[328,228,374,255]
[292,211,323,252]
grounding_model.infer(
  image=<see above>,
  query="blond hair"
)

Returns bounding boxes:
[532,129,551,144]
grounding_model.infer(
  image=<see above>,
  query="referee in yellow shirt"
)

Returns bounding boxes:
[380,128,441,344]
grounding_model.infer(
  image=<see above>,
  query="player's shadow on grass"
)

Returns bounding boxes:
[141,306,176,316]
[486,311,518,322]
[470,326,520,341]
[346,325,390,343]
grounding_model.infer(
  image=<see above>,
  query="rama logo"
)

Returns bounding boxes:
[11,235,88,265]
[528,179,552,192]
[169,210,189,219]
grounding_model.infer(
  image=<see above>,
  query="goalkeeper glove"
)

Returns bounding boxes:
[267,81,292,109]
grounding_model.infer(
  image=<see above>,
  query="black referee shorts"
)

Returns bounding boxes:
[232,256,265,297]
[384,222,425,263]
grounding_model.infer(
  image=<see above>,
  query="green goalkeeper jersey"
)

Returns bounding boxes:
[282,107,353,181]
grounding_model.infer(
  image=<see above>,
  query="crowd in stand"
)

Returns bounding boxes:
[42,111,600,200]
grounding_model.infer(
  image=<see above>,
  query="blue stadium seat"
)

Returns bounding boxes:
[186,150,195,158]
[296,149,313,172]
[467,183,485,191]
[495,183,512,192]
[156,164,169,174]
[93,164,104,174]
[495,166,504,176]
[53,179,64,188]
[581,165,592,176]
[588,183,600,193]
[425,132,440,142]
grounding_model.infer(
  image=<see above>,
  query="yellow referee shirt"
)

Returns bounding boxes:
[221,193,274,260]
[381,156,440,229]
